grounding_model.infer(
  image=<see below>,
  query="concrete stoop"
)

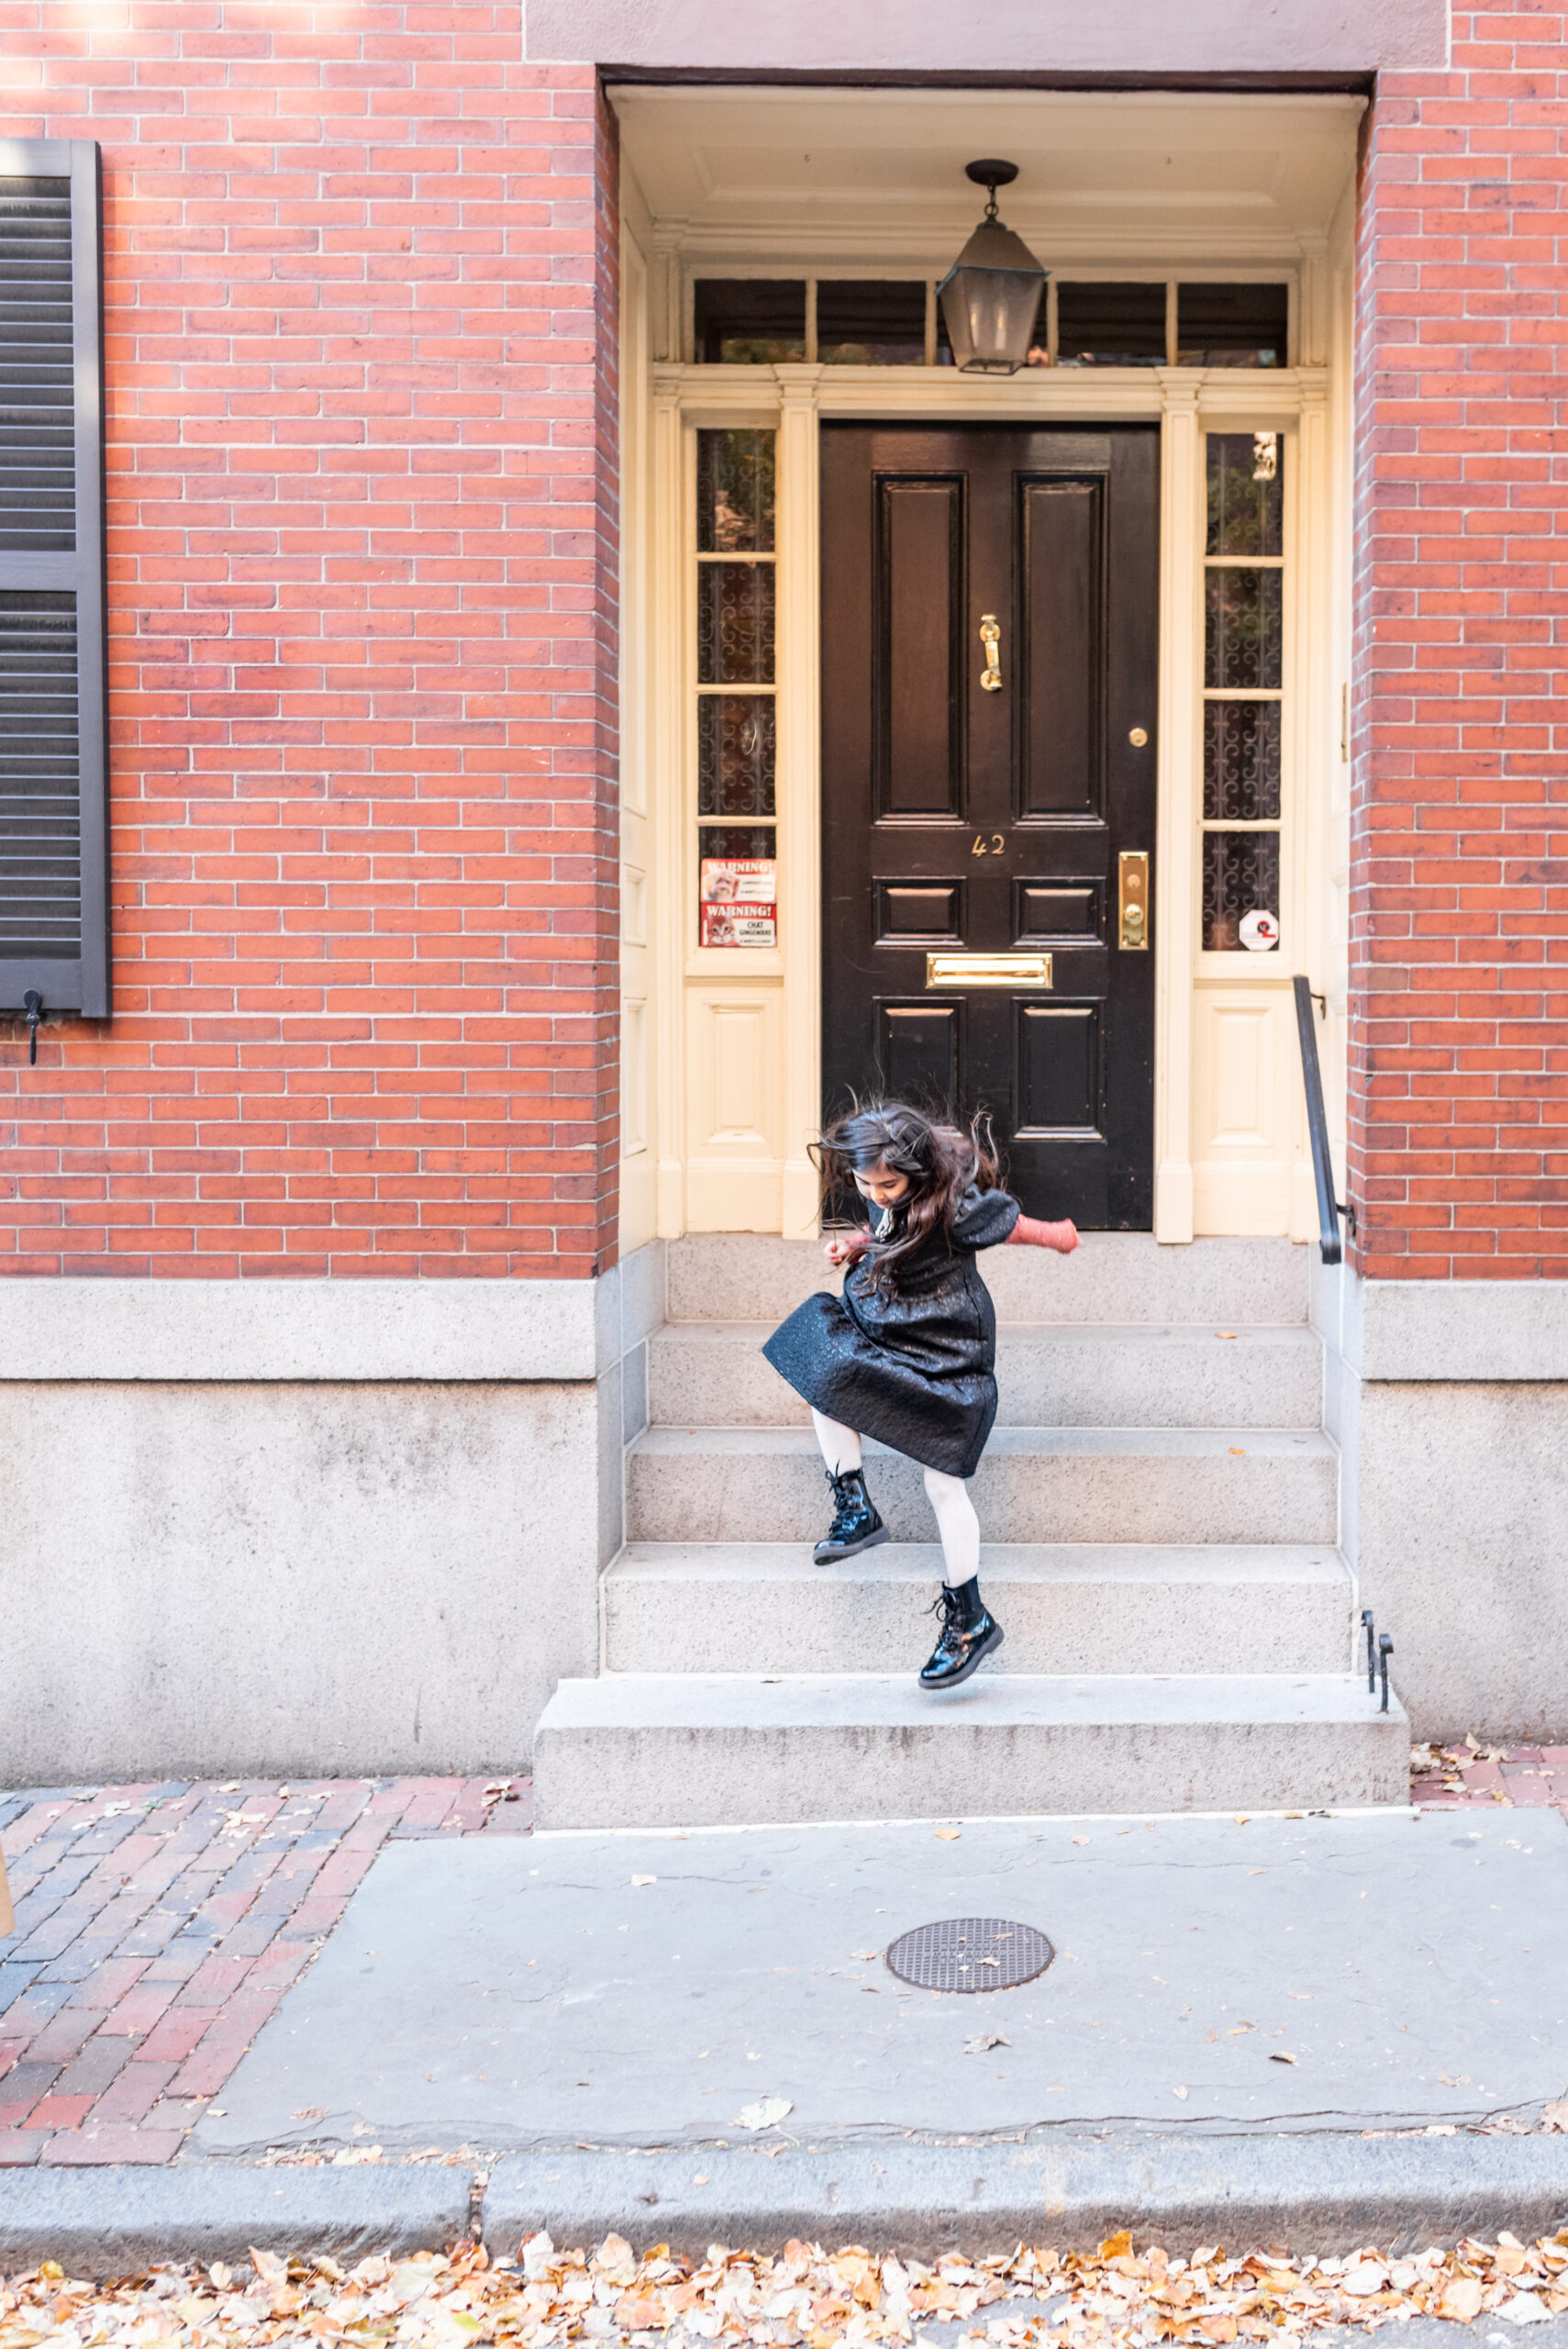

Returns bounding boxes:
[649,1319,1327,1430]
[602,1543,1354,1675]
[627,1426,1340,1547]
[532,1671,1407,1830]
[535,1235,1406,1833]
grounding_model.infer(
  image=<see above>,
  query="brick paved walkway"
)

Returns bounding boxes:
[1409,1739,1568,1812]
[0,1775,530,2167]
[1,1747,1562,2168]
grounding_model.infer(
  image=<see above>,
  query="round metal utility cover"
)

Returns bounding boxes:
[884,1916,1053,1993]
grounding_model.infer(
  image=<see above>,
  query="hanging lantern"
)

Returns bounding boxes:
[937,160,1049,375]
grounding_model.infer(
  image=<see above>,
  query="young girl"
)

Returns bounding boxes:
[762,1103,1078,1690]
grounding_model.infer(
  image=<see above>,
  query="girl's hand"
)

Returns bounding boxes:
[1006,1213,1079,1254]
[824,1233,868,1267]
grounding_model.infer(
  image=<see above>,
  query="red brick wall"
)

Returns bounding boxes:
[1351,5,1568,1279]
[0,6,620,1279]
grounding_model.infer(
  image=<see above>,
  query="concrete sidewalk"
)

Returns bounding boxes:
[190,1808,1568,2158]
[2,1773,1568,2260]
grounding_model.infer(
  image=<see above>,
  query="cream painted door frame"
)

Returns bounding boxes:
[625,350,1344,1246]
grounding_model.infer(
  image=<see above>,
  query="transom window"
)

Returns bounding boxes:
[690,277,1290,368]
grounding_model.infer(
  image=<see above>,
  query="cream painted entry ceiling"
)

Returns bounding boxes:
[610,87,1363,267]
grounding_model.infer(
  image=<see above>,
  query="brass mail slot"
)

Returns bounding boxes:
[925,952,1053,990]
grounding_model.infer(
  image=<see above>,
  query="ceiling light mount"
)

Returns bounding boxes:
[964,157,1019,219]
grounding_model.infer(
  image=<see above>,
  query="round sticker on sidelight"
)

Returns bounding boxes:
[1239,907,1279,952]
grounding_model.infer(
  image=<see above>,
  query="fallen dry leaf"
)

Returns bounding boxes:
[734,2096,793,2132]
[934,1827,961,1841]
[1172,2085,1189,2099]
[7,2203,1568,2349]
[963,2032,1010,2054]
[1270,2051,1300,2065]
[1440,2275,1485,2320]
[629,1873,657,1887]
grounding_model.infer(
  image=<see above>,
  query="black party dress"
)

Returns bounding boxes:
[762,1185,1020,1478]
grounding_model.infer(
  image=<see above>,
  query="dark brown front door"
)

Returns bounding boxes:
[821,422,1159,1228]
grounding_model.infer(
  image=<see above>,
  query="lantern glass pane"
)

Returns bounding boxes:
[939,269,1043,375]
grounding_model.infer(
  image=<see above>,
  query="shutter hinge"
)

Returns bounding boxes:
[23,989,42,1065]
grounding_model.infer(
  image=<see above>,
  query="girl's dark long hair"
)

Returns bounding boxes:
[814,1099,999,1289]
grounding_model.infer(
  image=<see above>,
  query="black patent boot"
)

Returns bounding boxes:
[919,1578,1003,1689]
[813,1465,889,1565]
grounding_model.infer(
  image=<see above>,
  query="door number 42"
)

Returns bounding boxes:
[971,833,1006,856]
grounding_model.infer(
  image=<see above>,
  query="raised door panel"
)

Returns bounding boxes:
[1016,1003,1104,1140]
[876,1000,962,1108]
[1018,478,1103,824]
[876,480,962,820]
[1192,992,1294,1235]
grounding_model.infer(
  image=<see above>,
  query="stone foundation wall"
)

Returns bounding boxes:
[1318,1266,1568,1740]
[0,1252,662,1780]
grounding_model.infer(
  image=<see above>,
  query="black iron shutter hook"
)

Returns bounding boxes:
[22,990,42,1066]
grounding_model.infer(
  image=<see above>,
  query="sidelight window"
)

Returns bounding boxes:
[695,429,777,947]
[1200,432,1284,953]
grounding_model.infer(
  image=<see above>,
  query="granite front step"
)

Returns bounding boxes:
[602,1542,1355,1676]
[665,1232,1310,1329]
[648,1321,1323,1431]
[532,1671,1408,1831]
[626,1427,1340,1547]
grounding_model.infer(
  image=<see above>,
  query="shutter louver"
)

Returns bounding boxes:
[0,139,107,1019]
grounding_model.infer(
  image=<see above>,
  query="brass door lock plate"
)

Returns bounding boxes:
[1118,851,1150,950]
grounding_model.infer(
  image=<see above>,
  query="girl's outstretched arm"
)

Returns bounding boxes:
[1006,1212,1078,1255]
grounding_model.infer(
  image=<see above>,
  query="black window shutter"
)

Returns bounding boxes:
[0,138,107,1019]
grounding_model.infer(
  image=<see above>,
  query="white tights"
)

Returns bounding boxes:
[810,1408,981,1588]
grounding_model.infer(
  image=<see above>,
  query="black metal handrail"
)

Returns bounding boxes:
[1292,974,1354,1266]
